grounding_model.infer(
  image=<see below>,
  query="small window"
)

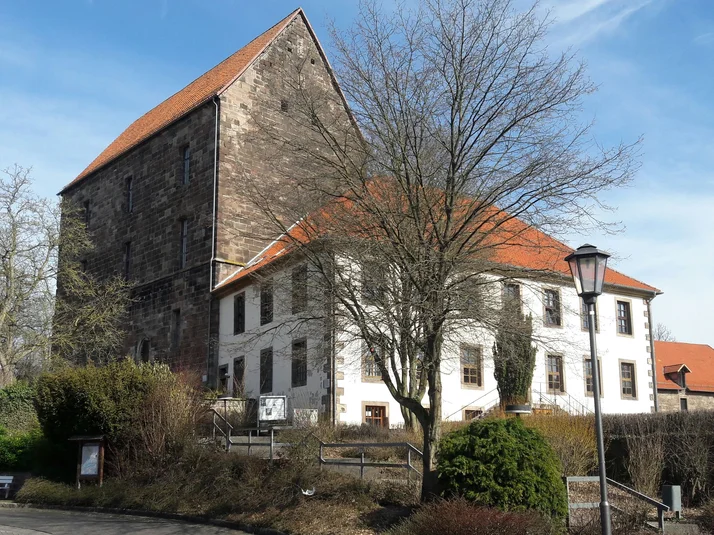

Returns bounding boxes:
[620,362,636,398]
[233,293,245,334]
[503,283,521,313]
[364,405,387,427]
[461,345,483,387]
[179,219,188,269]
[544,289,561,326]
[218,364,229,394]
[171,309,181,350]
[280,99,289,112]
[139,339,150,363]
[260,347,273,394]
[233,356,245,397]
[361,261,385,303]
[584,358,602,396]
[463,409,483,421]
[310,58,316,65]
[123,241,131,279]
[547,355,565,393]
[680,398,688,412]
[362,344,382,380]
[291,338,308,387]
[291,264,308,314]
[581,300,599,331]
[182,146,191,185]
[80,259,88,273]
[126,176,133,213]
[83,200,91,227]
[617,301,632,335]
[260,282,273,325]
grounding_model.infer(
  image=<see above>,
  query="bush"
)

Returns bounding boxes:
[524,414,597,476]
[387,498,557,535]
[0,427,43,471]
[438,417,568,518]
[0,382,38,432]
[700,498,714,534]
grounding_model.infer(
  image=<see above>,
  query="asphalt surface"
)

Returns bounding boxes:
[0,508,248,534]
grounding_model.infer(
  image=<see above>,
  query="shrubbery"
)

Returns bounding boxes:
[0,426,43,472]
[438,417,568,518]
[525,414,597,476]
[387,498,557,535]
[0,382,38,432]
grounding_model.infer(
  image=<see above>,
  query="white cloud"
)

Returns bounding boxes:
[694,31,714,45]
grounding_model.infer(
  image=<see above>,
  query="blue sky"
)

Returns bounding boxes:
[1,0,713,345]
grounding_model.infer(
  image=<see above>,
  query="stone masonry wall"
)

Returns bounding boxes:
[658,390,714,412]
[215,15,348,283]
[60,102,218,377]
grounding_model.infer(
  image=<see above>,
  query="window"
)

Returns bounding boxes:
[280,99,289,112]
[461,345,483,387]
[680,398,688,412]
[620,361,636,398]
[139,339,150,363]
[617,300,632,335]
[260,347,273,394]
[179,219,188,269]
[83,200,91,227]
[260,282,273,325]
[80,259,88,273]
[291,338,307,387]
[463,409,483,421]
[361,261,385,303]
[182,146,191,185]
[171,309,181,350]
[233,293,245,334]
[503,283,521,314]
[233,356,245,397]
[547,355,565,393]
[291,264,308,314]
[123,241,131,279]
[218,364,229,393]
[544,289,561,326]
[362,344,381,380]
[126,176,133,213]
[364,404,387,427]
[584,358,602,396]
[581,300,599,331]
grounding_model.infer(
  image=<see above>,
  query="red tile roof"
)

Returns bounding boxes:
[214,207,659,295]
[656,341,714,393]
[61,9,302,193]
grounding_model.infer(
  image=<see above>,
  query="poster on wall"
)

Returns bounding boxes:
[80,443,100,476]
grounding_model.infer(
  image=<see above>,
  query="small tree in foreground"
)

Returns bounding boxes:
[493,311,537,408]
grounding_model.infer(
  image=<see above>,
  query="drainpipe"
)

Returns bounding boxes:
[647,295,659,412]
[206,96,220,388]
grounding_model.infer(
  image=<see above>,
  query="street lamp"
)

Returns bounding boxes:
[565,244,611,535]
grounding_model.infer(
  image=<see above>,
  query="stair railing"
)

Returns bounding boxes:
[210,408,234,451]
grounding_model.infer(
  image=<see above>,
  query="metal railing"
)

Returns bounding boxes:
[210,408,234,451]
[565,476,669,532]
[318,441,423,480]
[532,386,592,416]
[226,427,294,461]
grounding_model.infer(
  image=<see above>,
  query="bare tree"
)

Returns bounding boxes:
[653,322,675,342]
[244,0,638,498]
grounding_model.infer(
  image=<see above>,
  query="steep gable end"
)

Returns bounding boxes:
[61,8,302,192]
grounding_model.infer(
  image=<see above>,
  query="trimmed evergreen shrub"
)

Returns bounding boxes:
[0,382,38,432]
[0,426,43,471]
[437,417,568,518]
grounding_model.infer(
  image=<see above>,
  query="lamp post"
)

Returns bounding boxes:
[565,244,612,535]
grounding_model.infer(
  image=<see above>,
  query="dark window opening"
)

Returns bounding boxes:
[260,282,273,325]
[363,344,382,379]
[585,358,602,396]
[233,357,245,397]
[139,339,150,363]
[680,398,688,412]
[182,146,191,185]
[233,293,245,334]
[503,283,521,314]
[547,355,565,393]
[179,219,188,269]
[310,58,316,65]
[123,241,131,279]
[171,309,181,350]
[126,176,133,213]
[260,347,273,394]
[218,364,229,393]
[291,338,307,387]
[544,289,561,326]
[617,301,632,335]
[581,300,599,331]
[292,264,308,314]
[83,200,91,227]
[464,409,483,421]
[280,99,289,112]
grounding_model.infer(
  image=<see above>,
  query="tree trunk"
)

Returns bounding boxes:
[420,410,441,501]
[401,405,418,431]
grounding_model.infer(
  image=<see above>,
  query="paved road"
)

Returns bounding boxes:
[0,508,247,534]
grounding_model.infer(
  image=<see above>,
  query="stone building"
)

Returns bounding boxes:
[655,341,714,411]
[58,9,350,384]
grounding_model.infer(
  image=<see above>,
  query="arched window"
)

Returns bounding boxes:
[139,339,151,363]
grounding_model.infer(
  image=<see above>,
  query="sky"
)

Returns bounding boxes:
[0,0,713,346]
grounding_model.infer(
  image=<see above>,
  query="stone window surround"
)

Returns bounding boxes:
[618,359,638,400]
[362,401,389,427]
[546,353,566,395]
[361,343,382,383]
[615,297,635,338]
[580,299,600,333]
[291,337,308,388]
[583,356,603,398]
[463,407,483,421]
[460,343,484,390]
[542,287,563,328]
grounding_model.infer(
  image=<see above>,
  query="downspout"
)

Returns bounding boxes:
[206,96,220,387]
[647,294,659,412]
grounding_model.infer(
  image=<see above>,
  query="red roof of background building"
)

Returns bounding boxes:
[656,341,714,393]
[61,9,302,192]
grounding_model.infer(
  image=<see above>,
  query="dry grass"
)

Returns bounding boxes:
[524,414,597,476]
